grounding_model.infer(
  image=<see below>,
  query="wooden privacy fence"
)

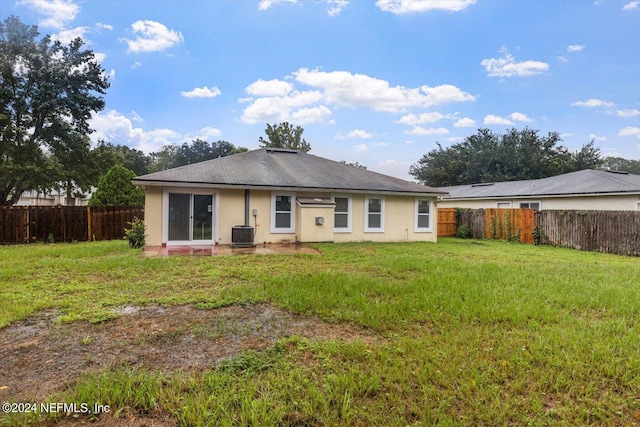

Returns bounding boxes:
[0,206,144,244]
[437,208,457,237]
[437,207,535,244]
[536,210,640,257]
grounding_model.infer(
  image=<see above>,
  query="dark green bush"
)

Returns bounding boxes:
[455,225,473,239]
[124,217,146,248]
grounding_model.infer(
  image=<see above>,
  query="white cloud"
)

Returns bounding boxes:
[453,117,476,128]
[96,23,113,31]
[92,52,107,64]
[353,143,368,153]
[51,26,89,44]
[622,1,639,10]
[131,61,142,69]
[191,126,222,141]
[245,79,293,97]
[327,0,349,15]
[17,0,79,29]
[481,48,549,78]
[124,20,184,53]
[567,44,586,52]
[571,98,614,108]
[130,111,143,123]
[376,0,476,14]
[405,126,449,136]
[618,127,640,139]
[617,108,640,117]
[589,133,607,142]
[240,89,324,124]
[294,68,474,112]
[396,112,451,125]
[258,0,298,10]
[89,110,178,152]
[89,110,223,152]
[242,69,473,124]
[560,132,573,138]
[291,105,332,124]
[557,56,569,63]
[337,129,374,139]
[509,112,532,122]
[180,86,222,98]
[483,115,514,125]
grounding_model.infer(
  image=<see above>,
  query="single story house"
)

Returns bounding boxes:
[436,169,640,211]
[132,148,447,246]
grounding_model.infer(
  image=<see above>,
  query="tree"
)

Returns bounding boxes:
[104,143,151,176]
[89,165,144,206]
[410,128,603,186]
[0,16,110,205]
[258,122,311,152]
[601,156,640,174]
[148,140,247,172]
[340,160,367,169]
[48,134,117,205]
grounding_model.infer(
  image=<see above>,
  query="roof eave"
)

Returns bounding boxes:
[439,190,640,201]
[133,179,446,197]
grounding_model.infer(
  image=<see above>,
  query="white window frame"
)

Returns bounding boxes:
[414,198,433,232]
[332,195,352,233]
[497,202,512,208]
[270,192,295,233]
[519,201,541,211]
[162,188,218,245]
[364,196,385,233]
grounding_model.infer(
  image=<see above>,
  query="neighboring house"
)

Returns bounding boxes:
[132,148,446,246]
[436,169,640,211]
[16,189,92,206]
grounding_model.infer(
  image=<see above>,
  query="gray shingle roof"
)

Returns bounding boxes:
[437,169,640,199]
[133,148,445,195]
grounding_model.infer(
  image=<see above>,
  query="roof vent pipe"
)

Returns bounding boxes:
[245,189,250,226]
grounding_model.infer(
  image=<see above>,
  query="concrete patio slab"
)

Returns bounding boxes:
[142,243,321,258]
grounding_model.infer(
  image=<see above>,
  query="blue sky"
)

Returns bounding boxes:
[3,0,639,179]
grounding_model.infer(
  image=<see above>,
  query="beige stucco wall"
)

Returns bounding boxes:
[143,186,163,246]
[438,194,640,211]
[332,194,437,243]
[142,186,438,245]
[296,205,335,242]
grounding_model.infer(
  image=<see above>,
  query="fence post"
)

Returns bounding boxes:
[87,206,92,241]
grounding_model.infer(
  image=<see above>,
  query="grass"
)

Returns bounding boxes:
[1,239,639,425]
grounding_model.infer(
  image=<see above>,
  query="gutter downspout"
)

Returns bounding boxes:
[244,189,250,226]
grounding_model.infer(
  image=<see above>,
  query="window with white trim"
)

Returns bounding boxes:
[365,196,384,232]
[271,193,295,233]
[415,198,432,232]
[519,201,540,211]
[497,202,512,208]
[333,196,351,232]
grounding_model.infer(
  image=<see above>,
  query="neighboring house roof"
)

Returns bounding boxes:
[133,148,446,196]
[436,169,640,200]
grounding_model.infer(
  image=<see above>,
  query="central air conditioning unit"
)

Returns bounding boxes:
[231,225,254,247]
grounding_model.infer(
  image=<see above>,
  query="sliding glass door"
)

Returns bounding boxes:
[168,193,213,242]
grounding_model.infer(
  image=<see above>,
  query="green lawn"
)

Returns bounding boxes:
[1,239,639,426]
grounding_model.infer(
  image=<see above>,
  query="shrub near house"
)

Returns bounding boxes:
[89,165,145,207]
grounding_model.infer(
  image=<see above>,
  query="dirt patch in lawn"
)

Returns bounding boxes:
[0,304,380,406]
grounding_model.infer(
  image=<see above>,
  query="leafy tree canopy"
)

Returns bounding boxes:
[340,160,367,169]
[101,143,151,176]
[148,139,248,172]
[410,128,602,187]
[601,157,640,175]
[258,122,311,153]
[0,16,109,205]
[88,165,144,207]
